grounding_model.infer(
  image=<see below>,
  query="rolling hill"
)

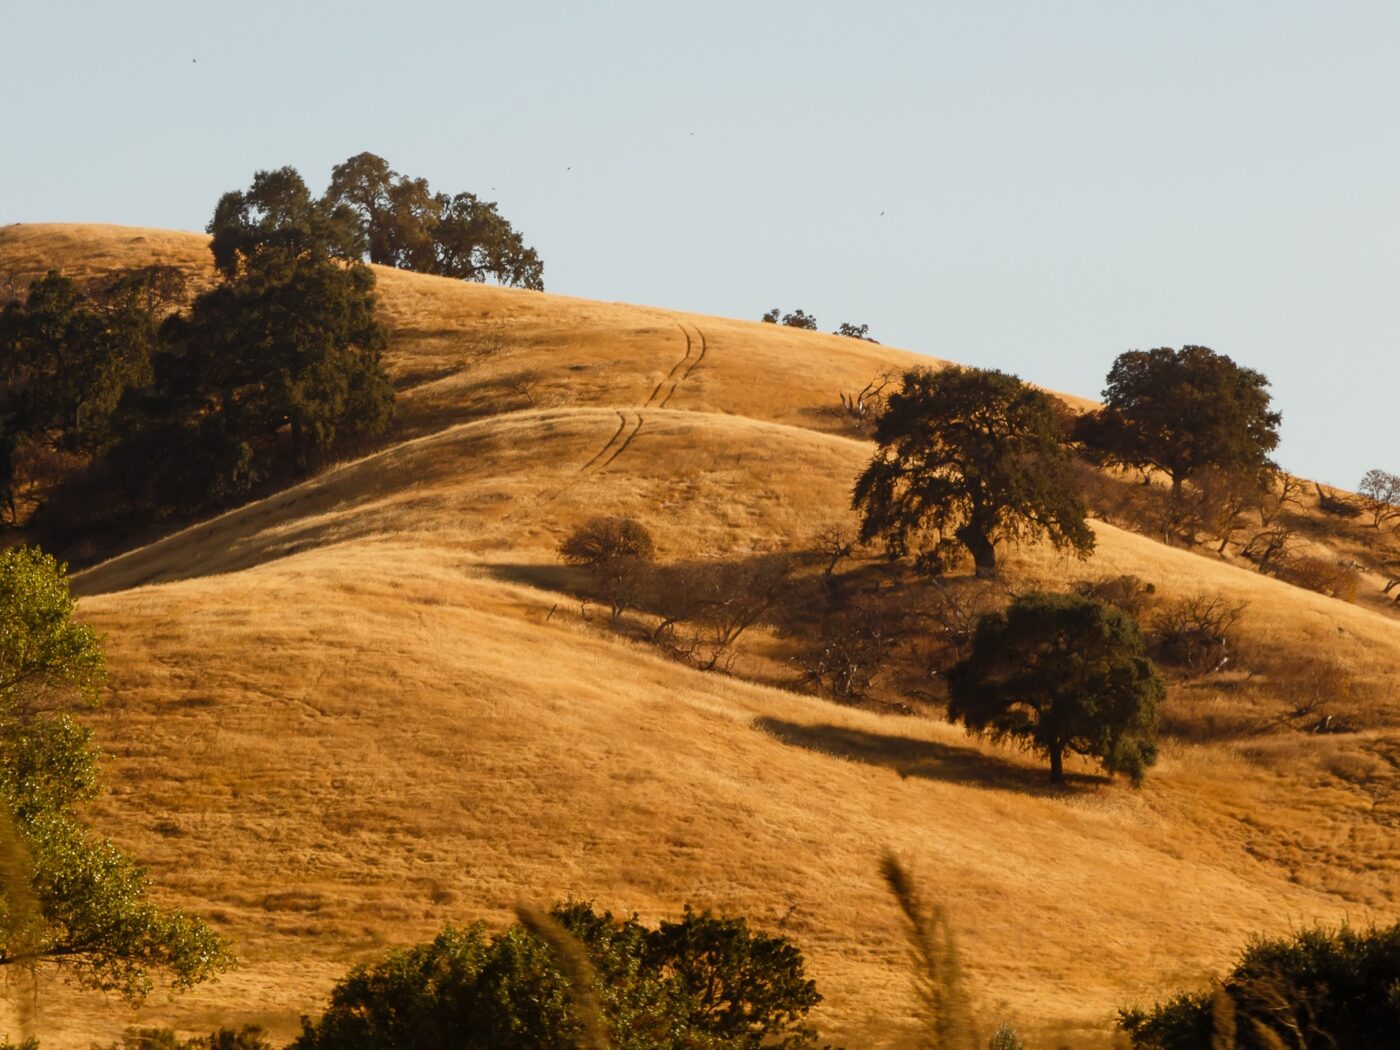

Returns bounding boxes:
[3,223,1400,1048]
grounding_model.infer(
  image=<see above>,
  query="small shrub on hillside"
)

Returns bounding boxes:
[100,1029,272,1050]
[1150,594,1246,676]
[651,554,797,671]
[1073,574,1157,619]
[797,590,907,703]
[559,517,655,566]
[1280,555,1360,602]
[986,1023,1027,1050]
[559,517,656,624]
[292,901,825,1050]
[1120,922,1400,1048]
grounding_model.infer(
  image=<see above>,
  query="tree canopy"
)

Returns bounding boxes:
[114,220,393,516]
[1078,346,1282,503]
[292,902,823,1050]
[761,308,818,330]
[323,152,544,289]
[208,166,362,280]
[0,546,230,1000]
[947,591,1163,784]
[852,366,1093,579]
[0,271,160,455]
[1121,922,1400,1048]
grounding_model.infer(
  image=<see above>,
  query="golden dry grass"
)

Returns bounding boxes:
[3,224,1400,1048]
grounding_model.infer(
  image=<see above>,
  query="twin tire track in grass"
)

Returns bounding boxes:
[532,322,709,510]
[576,321,706,477]
[645,322,707,410]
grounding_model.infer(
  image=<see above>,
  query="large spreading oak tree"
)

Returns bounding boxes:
[852,366,1093,579]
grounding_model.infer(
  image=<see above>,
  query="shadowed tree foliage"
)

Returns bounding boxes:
[1077,346,1282,505]
[947,592,1163,784]
[1120,922,1400,1049]
[323,152,544,289]
[113,246,392,515]
[559,517,656,625]
[292,902,824,1050]
[761,308,818,330]
[852,366,1093,579]
[0,271,159,456]
[833,322,878,342]
[207,166,362,280]
[0,547,230,1001]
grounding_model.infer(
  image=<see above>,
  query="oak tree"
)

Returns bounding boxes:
[852,366,1092,579]
[947,592,1163,784]
[1078,346,1281,505]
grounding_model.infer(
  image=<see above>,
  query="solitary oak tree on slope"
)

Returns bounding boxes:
[948,592,1163,785]
[852,366,1093,579]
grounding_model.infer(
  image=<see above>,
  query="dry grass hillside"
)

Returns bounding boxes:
[3,223,1400,1048]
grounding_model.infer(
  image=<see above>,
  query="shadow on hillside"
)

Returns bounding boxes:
[754,716,1109,795]
[485,562,576,592]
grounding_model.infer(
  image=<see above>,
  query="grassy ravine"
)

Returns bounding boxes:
[2,224,1400,1048]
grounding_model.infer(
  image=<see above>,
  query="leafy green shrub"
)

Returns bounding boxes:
[1120,922,1400,1048]
[293,901,825,1050]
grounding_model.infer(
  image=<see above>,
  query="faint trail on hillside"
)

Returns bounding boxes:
[598,412,644,472]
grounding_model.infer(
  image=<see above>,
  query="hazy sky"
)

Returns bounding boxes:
[4,1,1396,485]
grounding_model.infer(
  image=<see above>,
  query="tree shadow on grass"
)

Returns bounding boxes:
[754,716,1110,796]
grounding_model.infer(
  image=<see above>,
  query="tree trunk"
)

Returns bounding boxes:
[290,418,308,475]
[961,529,998,580]
[1049,747,1064,784]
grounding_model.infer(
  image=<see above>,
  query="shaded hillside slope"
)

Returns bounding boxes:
[3,224,1400,1048]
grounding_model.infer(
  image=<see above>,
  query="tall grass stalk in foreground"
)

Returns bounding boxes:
[880,851,978,1050]
[514,903,612,1050]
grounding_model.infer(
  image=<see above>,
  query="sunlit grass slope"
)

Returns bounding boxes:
[3,224,1400,1048]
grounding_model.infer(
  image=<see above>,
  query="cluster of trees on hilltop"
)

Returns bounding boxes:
[0,152,544,551]
[214,154,544,291]
[761,308,879,341]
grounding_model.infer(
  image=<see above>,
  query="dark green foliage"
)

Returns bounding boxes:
[1120,922,1400,1048]
[833,322,878,342]
[324,152,544,289]
[293,902,824,1050]
[761,308,818,330]
[113,248,392,514]
[1078,346,1282,504]
[947,592,1163,784]
[852,367,1092,579]
[0,547,230,1001]
[207,167,362,280]
[0,271,158,457]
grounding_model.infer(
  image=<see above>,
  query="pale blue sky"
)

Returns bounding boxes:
[4,1,1396,485]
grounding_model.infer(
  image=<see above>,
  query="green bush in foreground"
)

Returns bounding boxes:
[1120,922,1400,1048]
[292,902,825,1050]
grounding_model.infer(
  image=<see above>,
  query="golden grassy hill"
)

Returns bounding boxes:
[3,223,1400,1048]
